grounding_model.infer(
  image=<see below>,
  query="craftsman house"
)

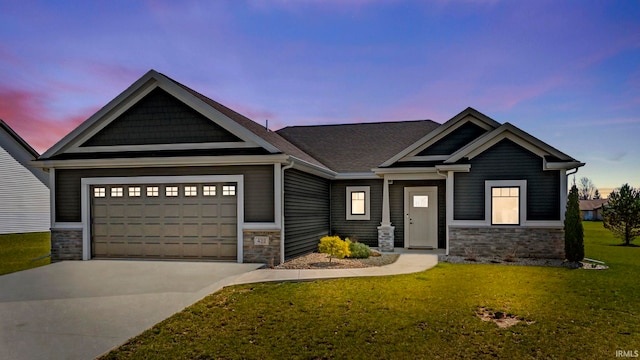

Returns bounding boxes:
[36,70,583,263]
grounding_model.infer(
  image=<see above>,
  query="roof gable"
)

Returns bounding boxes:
[445,122,579,168]
[81,88,242,147]
[0,120,49,186]
[380,107,499,167]
[41,70,303,160]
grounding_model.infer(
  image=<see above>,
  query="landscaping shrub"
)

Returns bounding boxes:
[347,240,371,259]
[564,184,584,262]
[318,236,350,262]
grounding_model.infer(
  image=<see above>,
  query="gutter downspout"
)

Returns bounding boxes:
[280,159,295,265]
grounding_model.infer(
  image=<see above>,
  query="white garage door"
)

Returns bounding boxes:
[91,183,237,260]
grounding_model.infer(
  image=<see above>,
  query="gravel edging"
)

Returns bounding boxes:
[438,255,565,267]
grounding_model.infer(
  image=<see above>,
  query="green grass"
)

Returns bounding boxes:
[103,222,640,359]
[0,232,51,276]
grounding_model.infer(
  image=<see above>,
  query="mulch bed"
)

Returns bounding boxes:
[274,252,400,269]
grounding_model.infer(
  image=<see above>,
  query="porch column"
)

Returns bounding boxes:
[377,177,395,252]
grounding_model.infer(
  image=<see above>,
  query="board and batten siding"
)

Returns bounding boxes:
[283,169,330,259]
[330,179,383,247]
[0,146,50,234]
[390,180,446,248]
[55,165,274,223]
[454,139,561,221]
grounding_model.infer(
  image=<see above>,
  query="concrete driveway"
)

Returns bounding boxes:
[0,260,262,360]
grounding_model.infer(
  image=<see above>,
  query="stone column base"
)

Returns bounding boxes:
[377,225,395,252]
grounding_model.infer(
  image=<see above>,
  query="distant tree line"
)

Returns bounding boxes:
[577,177,601,200]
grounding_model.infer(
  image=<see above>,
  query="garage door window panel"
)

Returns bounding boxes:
[147,186,159,197]
[165,186,178,197]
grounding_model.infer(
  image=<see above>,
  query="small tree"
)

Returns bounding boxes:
[318,236,350,262]
[603,184,640,246]
[564,185,584,262]
[593,189,601,200]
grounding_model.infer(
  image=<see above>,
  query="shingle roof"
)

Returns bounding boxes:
[579,199,608,211]
[165,74,329,170]
[276,120,440,172]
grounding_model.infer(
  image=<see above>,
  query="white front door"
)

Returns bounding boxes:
[405,187,438,248]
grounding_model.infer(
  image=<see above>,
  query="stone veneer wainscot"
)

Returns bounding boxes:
[51,229,83,261]
[243,230,281,265]
[448,226,565,259]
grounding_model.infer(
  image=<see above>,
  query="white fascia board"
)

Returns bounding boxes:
[35,154,289,169]
[334,172,379,180]
[544,161,585,170]
[289,156,336,179]
[435,164,471,172]
[399,155,449,162]
[373,167,439,175]
[41,70,161,158]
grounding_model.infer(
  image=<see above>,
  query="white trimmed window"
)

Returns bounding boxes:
[485,180,527,226]
[346,186,370,220]
[111,187,124,197]
[203,185,216,196]
[94,187,106,198]
[222,185,236,196]
[147,186,159,197]
[184,186,197,197]
[128,187,141,197]
[165,186,179,197]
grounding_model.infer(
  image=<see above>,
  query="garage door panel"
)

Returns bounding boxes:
[144,205,162,218]
[183,204,200,217]
[202,204,218,217]
[164,223,182,236]
[220,223,237,237]
[125,205,143,218]
[183,223,200,236]
[91,182,238,260]
[220,204,236,217]
[163,204,182,218]
[94,205,108,217]
[108,204,126,218]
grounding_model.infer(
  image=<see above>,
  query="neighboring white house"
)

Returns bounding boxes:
[0,120,50,234]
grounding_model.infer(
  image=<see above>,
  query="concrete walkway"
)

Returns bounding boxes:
[232,251,438,285]
[0,252,437,360]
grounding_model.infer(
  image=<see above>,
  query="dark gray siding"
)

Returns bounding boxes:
[454,139,561,221]
[82,88,242,147]
[55,165,274,223]
[390,180,446,248]
[330,180,383,247]
[417,122,487,156]
[283,169,330,259]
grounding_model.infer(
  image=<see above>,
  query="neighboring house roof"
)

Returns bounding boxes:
[0,119,49,187]
[277,120,440,173]
[579,199,608,211]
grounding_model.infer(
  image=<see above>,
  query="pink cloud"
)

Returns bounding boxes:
[0,84,94,154]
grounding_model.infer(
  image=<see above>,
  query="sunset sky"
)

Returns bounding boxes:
[1,0,638,194]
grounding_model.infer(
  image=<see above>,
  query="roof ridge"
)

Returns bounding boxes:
[278,119,438,130]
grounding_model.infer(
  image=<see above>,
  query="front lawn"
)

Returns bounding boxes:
[0,232,51,276]
[103,222,640,359]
